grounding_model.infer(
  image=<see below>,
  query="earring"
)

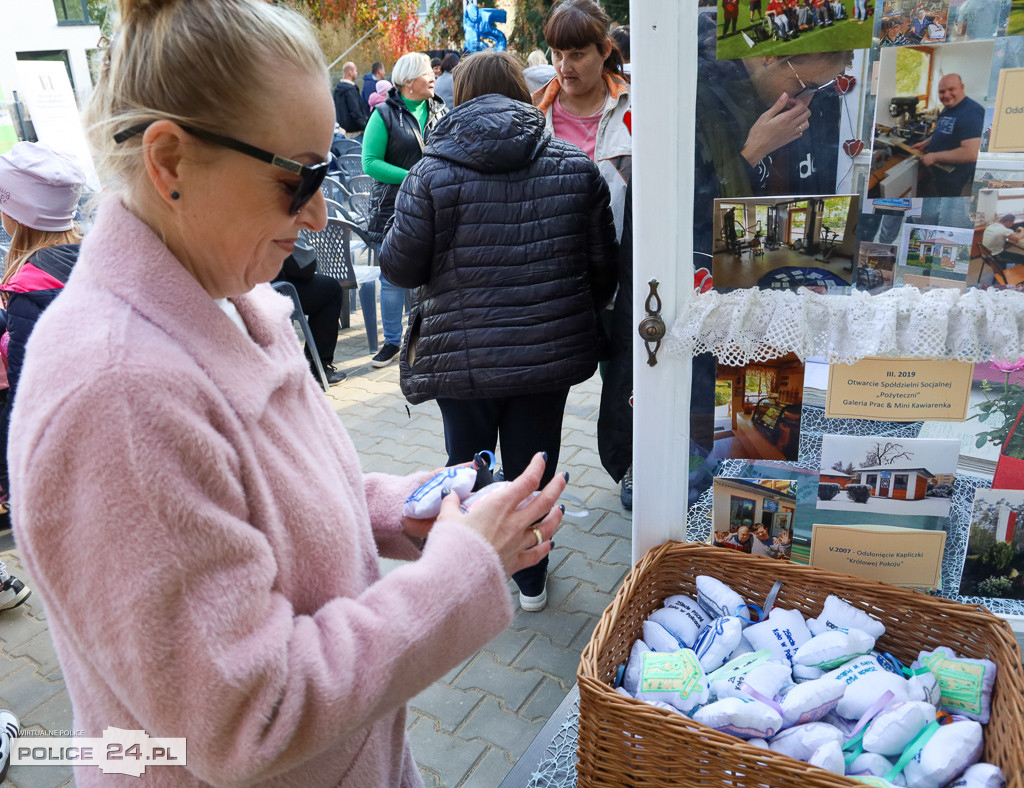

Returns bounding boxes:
[170,191,180,201]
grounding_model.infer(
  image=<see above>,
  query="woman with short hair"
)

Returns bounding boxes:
[9,2,563,785]
[362,52,448,368]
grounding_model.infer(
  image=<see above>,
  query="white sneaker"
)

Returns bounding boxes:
[519,586,547,612]
[0,709,19,783]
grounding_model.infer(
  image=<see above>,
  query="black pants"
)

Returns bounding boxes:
[436,389,570,597]
[277,272,344,366]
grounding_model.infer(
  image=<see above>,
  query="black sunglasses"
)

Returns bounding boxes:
[113,122,331,215]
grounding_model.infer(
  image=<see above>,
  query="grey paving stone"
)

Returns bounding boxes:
[551,524,614,562]
[0,664,64,715]
[519,677,571,723]
[0,650,29,681]
[461,746,512,788]
[417,766,441,788]
[558,552,629,595]
[453,653,544,712]
[410,682,482,733]
[459,696,544,759]
[591,510,633,540]
[480,627,533,666]
[439,653,474,685]
[601,536,633,568]
[562,582,618,619]
[406,718,487,787]
[8,632,61,679]
[0,609,49,652]
[569,615,600,653]
[512,637,582,690]
[509,606,589,648]
[21,691,73,738]
[543,576,581,610]
[5,763,74,788]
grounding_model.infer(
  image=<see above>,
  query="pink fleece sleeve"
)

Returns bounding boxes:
[363,470,432,561]
[11,372,511,786]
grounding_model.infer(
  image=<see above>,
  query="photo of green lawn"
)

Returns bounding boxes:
[717,1,874,59]
[1011,0,1024,36]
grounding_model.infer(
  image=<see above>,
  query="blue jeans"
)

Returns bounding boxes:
[379,273,406,347]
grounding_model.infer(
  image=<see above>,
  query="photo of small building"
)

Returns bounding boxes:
[818,435,959,517]
[852,465,936,500]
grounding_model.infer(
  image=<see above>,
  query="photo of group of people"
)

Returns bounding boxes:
[711,477,796,559]
[717,0,874,59]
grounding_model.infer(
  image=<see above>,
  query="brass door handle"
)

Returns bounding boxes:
[637,279,666,367]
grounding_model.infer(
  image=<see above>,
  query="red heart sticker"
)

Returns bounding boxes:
[843,138,865,157]
[835,74,856,95]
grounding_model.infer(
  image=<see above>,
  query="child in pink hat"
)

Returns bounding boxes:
[368,79,393,110]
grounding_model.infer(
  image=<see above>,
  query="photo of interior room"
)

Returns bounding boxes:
[966,186,1024,288]
[869,39,994,199]
[711,195,858,292]
[710,354,805,463]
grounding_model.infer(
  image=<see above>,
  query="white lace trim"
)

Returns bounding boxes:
[664,287,1024,366]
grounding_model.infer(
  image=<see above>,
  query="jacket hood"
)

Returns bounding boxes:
[26,243,79,284]
[423,94,549,174]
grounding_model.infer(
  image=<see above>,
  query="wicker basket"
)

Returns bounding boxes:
[577,541,1024,788]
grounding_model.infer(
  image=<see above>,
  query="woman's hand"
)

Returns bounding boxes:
[433,453,564,577]
[740,91,813,167]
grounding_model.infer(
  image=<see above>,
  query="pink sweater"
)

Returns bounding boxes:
[8,199,513,786]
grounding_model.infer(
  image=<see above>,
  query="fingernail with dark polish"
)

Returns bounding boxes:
[562,471,570,483]
[542,451,548,462]
[559,504,566,514]
[441,487,451,498]
[550,540,556,550]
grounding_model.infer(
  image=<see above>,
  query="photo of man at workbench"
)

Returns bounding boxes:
[869,40,994,199]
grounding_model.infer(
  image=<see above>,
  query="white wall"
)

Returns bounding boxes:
[0,0,100,106]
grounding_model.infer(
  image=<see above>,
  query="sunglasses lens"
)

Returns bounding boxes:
[290,163,329,215]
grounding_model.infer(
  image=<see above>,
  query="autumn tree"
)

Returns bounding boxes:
[286,0,428,68]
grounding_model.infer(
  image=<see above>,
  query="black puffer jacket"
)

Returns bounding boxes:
[366,88,447,242]
[379,94,618,405]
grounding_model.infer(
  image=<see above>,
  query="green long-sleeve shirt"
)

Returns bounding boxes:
[360,96,430,185]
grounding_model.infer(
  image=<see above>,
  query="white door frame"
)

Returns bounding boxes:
[630,0,697,562]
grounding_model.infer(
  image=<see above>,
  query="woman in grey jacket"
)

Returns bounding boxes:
[380,51,617,611]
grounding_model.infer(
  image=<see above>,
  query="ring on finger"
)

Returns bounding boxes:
[531,527,543,546]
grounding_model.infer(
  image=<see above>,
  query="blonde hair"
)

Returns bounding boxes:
[527,49,548,67]
[84,0,327,205]
[391,52,431,88]
[2,218,82,287]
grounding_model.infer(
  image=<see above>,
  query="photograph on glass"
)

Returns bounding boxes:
[965,187,1024,288]
[711,194,858,292]
[947,0,1011,42]
[711,476,797,559]
[709,354,805,463]
[877,0,954,47]
[869,40,995,199]
[715,0,873,60]
[960,487,1024,600]
[892,221,973,290]
[817,434,960,517]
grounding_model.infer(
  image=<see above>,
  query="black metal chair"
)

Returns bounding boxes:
[271,280,330,392]
[303,217,379,350]
[331,137,362,157]
[321,176,350,207]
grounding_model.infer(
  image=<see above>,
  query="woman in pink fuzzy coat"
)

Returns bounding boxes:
[6,1,564,786]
